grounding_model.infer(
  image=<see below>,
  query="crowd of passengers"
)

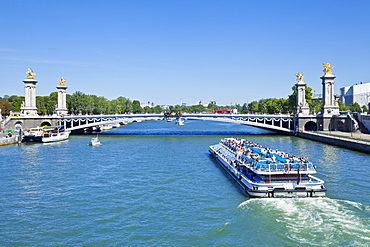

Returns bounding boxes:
[221,138,309,164]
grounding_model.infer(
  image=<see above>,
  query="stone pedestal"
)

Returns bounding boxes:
[317,117,332,131]
[321,75,339,116]
[20,79,38,116]
[296,80,310,116]
[55,85,68,116]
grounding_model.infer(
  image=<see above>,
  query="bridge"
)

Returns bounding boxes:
[2,113,296,134]
[1,65,359,135]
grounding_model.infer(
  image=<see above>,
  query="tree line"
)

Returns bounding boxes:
[0,87,367,116]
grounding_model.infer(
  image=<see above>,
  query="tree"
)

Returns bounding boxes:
[132,100,142,113]
[143,106,153,113]
[312,100,322,114]
[187,104,205,113]
[348,102,361,113]
[153,105,163,113]
[68,91,91,114]
[207,103,218,110]
[239,103,249,114]
[362,105,368,113]
[0,100,11,115]
[36,96,50,115]
[8,96,24,112]
[248,101,259,114]
[337,100,347,112]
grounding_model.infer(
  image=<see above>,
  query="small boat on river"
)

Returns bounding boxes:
[89,136,101,146]
[209,138,326,198]
[175,117,185,125]
[23,126,70,143]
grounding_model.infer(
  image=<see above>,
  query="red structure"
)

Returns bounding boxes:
[214,109,235,114]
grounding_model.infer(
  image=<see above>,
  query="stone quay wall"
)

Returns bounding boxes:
[0,135,20,146]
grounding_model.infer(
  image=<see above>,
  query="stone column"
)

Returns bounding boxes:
[295,72,310,116]
[20,69,38,116]
[320,64,339,117]
[318,63,340,131]
[55,77,68,116]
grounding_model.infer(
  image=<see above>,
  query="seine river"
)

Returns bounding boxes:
[1,120,369,246]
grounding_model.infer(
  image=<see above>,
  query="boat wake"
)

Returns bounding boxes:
[238,198,370,246]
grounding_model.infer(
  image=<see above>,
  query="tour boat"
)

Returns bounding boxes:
[89,136,101,146]
[209,138,326,198]
[23,126,70,143]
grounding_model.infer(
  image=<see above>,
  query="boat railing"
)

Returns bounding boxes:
[241,155,315,173]
[220,140,315,173]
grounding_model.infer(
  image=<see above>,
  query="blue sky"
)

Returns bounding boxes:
[1,0,370,106]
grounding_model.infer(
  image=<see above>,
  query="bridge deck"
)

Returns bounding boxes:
[60,113,294,133]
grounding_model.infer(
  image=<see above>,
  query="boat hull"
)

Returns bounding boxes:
[209,145,326,198]
[22,135,43,142]
[42,131,70,143]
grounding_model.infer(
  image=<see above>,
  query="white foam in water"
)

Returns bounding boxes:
[238,198,370,246]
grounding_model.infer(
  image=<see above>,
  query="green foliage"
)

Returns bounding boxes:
[246,98,288,114]
[169,105,187,112]
[8,95,25,112]
[348,102,361,113]
[248,101,259,113]
[361,105,367,113]
[132,100,142,113]
[312,100,322,114]
[153,105,163,113]
[207,103,218,110]
[0,100,11,115]
[239,103,249,114]
[187,104,206,113]
[337,100,347,112]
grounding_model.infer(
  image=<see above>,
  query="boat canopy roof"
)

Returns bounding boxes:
[42,125,65,129]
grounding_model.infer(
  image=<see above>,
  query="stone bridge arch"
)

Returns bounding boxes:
[40,121,52,127]
[304,121,317,131]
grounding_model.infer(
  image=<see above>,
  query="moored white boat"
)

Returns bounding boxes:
[41,126,70,143]
[23,127,44,142]
[209,138,326,198]
[23,126,70,143]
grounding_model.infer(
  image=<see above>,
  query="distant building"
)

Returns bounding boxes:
[340,82,370,106]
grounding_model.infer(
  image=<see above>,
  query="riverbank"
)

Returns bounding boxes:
[297,131,370,154]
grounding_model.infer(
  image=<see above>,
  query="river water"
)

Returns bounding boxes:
[1,120,369,246]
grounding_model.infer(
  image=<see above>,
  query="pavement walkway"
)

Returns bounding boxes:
[312,131,370,143]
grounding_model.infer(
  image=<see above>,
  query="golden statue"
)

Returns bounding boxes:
[59,77,66,86]
[25,68,36,79]
[322,63,334,75]
[295,72,304,83]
